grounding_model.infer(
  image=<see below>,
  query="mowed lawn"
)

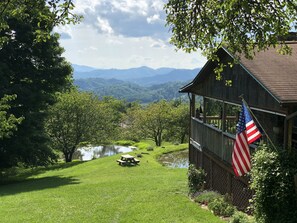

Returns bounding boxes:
[0,144,223,223]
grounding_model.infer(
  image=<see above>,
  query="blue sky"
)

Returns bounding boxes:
[55,0,207,69]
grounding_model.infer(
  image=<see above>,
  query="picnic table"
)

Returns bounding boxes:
[117,154,140,166]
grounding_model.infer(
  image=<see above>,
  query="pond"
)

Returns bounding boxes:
[76,145,136,161]
[158,149,189,168]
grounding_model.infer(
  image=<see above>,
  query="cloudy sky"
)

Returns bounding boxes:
[55,0,207,69]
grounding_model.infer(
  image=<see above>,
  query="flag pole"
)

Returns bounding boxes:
[239,95,277,150]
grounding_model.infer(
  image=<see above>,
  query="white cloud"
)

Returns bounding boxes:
[96,17,114,34]
[72,0,168,39]
[56,1,207,69]
[111,0,149,16]
[147,14,161,24]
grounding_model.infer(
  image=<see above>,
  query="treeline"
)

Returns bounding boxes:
[74,78,188,103]
[46,90,189,162]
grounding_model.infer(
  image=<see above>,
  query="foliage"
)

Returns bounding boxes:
[114,140,135,146]
[132,141,152,150]
[122,100,190,146]
[188,164,206,194]
[0,0,74,168]
[229,211,252,223]
[208,196,235,217]
[250,145,297,223]
[0,95,23,139]
[46,89,117,162]
[0,142,224,223]
[165,0,297,65]
[125,100,172,146]
[75,78,189,103]
[194,191,222,205]
[165,101,189,144]
[0,0,81,46]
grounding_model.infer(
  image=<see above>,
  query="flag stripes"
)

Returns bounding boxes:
[232,102,261,177]
[232,132,251,176]
[246,120,261,144]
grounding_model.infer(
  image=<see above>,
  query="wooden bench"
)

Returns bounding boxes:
[134,158,140,164]
[116,159,127,165]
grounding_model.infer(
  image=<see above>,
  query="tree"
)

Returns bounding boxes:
[0,0,80,46]
[165,1,297,63]
[133,100,172,146]
[0,95,23,139]
[166,102,189,144]
[0,0,78,168]
[120,102,143,142]
[46,90,114,162]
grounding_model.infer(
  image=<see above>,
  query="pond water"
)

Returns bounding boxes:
[158,149,189,168]
[76,145,136,161]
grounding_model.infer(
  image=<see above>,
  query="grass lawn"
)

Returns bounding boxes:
[0,142,224,223]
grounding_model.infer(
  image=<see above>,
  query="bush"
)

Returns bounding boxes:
[194,191,221,205]
[146,146,154,151]
[250,144,297,223]
[114,140,135,146]
[187,164,206,194]
[229,211,251,223]
[208,196,235,217]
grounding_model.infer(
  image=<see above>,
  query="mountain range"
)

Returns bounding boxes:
[72,64,201,102]
[73,65,200,87]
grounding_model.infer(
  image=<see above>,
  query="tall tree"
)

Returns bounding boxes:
[0,0,78,168]
[46,90,115,163]
[165,1,297,62]
[166,102,189,144]
[132,100,172,146]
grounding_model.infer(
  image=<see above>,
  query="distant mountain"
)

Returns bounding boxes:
[72,65,200,86]
[72,64,97,73]
[72,64,201,103]
[130,68,200,86]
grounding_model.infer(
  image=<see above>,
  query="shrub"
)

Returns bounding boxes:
[115,140,135,146]
[250,144,297,223]
[229,211,251,223]
[208,196,235,217]
[194,191,221,205]
[146,146,154,151]
[187,164,206,194]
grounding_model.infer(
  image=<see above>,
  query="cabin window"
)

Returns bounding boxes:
[224,103,240,134]
[205,98,223,130]
[194,96,203,119]
[252,110,285,146]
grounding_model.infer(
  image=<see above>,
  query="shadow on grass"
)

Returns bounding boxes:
[0,175,80,196]
[0,161,84,185]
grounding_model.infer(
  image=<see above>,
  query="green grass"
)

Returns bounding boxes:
[0,143,224,223]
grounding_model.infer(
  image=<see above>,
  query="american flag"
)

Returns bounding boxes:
[232,103,261,177]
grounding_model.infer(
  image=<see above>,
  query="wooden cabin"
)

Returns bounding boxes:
[180,42,297,209]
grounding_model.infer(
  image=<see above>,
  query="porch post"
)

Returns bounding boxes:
[288,119,293,151]
[191,93,196,117]
[221,102,226,159]
[203,97,206,123]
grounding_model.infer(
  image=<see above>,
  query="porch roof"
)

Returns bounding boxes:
[181,42,297,105]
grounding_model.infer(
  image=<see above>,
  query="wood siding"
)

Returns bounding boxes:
[189,53,286,113]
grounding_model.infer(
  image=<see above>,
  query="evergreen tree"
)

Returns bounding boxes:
[0,1,75,167]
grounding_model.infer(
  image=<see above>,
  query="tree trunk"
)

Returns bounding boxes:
[64,152,73,163]
[180,133,186,144]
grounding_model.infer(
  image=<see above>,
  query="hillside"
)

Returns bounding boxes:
[73,65,199,102]
[0,143,223,223]
[74,78,188,103]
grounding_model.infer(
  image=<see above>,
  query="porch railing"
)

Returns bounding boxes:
[191,117,235,164]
